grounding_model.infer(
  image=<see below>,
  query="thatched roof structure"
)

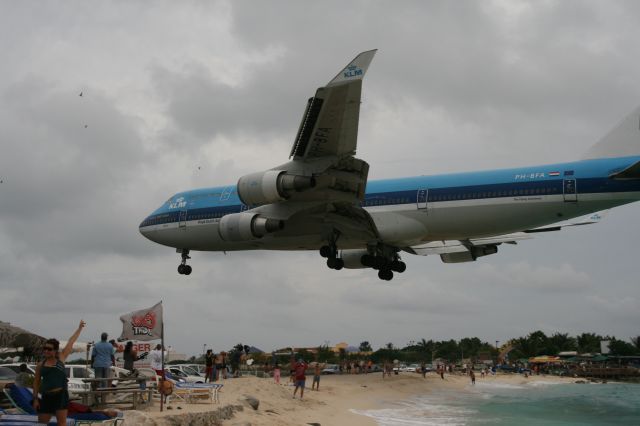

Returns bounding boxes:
[0,321,46,351]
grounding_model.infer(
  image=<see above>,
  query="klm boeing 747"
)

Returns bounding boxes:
[139,50,640,280]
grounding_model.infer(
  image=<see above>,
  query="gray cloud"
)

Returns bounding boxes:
[0,0,639,354]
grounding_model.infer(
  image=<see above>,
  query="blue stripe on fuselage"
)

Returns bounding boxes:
[140,155,640,227]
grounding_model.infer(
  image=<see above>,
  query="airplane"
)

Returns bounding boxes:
[139,50,640,280]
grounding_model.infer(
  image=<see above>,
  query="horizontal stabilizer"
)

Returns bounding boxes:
[525,210,609,233]
[406,211,608,257]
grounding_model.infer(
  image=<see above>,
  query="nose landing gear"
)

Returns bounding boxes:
[177,249,192,275]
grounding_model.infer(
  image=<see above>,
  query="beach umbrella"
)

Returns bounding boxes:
[590,355,608,362]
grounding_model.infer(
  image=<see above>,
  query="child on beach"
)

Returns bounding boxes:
[274,363,281,384]
[312,363,321,391]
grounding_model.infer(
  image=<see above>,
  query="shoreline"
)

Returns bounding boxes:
[123,372,579,425]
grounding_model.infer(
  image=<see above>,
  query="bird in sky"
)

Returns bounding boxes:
[79,91,83,97]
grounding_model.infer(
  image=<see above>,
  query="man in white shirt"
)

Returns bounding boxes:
[149,344,165,376]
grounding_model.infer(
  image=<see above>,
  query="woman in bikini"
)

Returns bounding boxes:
[32,320,86,425]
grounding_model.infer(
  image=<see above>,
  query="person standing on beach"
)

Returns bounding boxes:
[221,351,228,379]
[33,320,85,426]
[382,361,389,378]
[149,344,164,376]
[273,362,281,384]
[293,359,307,400]
[421,361,427,379]
[122,341,142,373]
[470,370,476,385]
[215,351,224,380]
[91,332,114,390]
[311,363,321,391]
[205,349,214,383]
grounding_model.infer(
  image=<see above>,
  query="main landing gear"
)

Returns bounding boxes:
[360,253,406,281]
[320,243,344,270]
[177,249,192,275]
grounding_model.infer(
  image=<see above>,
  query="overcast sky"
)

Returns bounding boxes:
[1,0,639,357]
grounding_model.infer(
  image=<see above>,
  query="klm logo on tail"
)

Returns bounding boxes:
[344,65,363,78]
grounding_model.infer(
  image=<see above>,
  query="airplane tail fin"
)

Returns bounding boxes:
[582,105,640,160]
[326,49,377,87]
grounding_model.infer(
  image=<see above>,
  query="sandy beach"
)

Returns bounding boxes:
[128,372,575,425]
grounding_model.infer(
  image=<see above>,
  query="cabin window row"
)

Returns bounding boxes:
[143,215,174,226]
[429,186,559,201]
[362,197,411,207]
[191,212,225,220]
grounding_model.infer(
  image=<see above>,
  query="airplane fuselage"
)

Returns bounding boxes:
[139,155,640,252]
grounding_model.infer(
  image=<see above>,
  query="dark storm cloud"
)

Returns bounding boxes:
[0,1,639,354]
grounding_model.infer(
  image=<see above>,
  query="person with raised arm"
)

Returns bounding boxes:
[32,320,86,425]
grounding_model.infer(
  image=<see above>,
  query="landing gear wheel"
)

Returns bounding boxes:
[334,258,344,270]
[390,260,406,273]
[378,269,394,281]
[178,249,191,275]
[320,245,333,258]
[327,257,345,270]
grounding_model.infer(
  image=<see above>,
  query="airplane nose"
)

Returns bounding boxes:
[139,217,152,240]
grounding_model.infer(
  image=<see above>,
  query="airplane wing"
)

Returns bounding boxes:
[405,210,609,260]
[237,51,381,243]
[290,50,377,160]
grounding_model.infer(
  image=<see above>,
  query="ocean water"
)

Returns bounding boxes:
[353,380,640,425]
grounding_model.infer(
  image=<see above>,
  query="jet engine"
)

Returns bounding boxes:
[439,245,498,263]
[237,170,316,205]
[218,212,284,241]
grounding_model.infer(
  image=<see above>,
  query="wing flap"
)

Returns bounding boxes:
[405,241,470,256]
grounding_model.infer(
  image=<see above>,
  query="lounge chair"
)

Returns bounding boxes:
[2,385,121,425]
[173,382,222,404]
[0,413,76,425]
